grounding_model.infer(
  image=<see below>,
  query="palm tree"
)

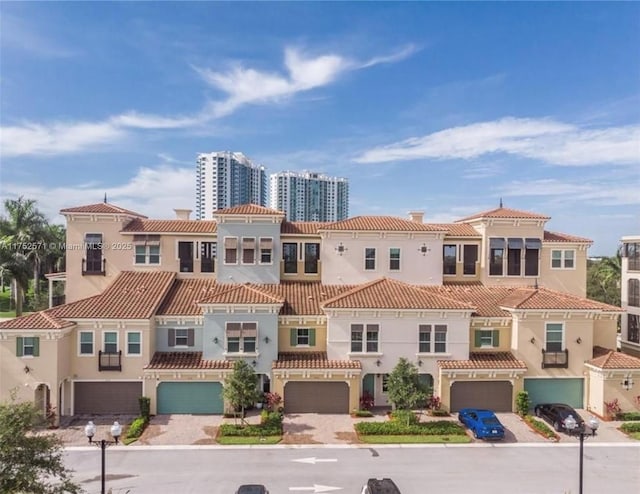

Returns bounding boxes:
[0,197,48,316]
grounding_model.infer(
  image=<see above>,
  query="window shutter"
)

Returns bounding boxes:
[168,328,175,347]
[16,337,23,357]
[474,330,482,347]
[187,329,195,347]
[33,337,40,357]
[290,329,297,347]
[309,329,316,346]
[493,330,500,347]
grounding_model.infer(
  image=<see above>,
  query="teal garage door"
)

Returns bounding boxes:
[524,378,584,409]
[157,382,223,414]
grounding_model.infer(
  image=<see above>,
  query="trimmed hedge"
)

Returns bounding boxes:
[391,410,419,425]
[219,424,281,437]
[620,422,640,433]
[123,416,149,444]
[618,412,640,421]
[524,415,558,440]
[352,410,374,417]
[355,420,466,436]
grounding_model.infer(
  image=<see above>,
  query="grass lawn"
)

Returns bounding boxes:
[358,435,471,444]
[216,436,282,445]
[629,432,640,441]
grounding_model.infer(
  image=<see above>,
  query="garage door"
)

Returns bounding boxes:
[74,382,142,414]
[524,378,584,409]
[284,382,349,413]
[157,382,223,414]
[450,381,513,412]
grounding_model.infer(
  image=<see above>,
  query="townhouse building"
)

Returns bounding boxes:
[2,201,638,422]
[621,235,640,359]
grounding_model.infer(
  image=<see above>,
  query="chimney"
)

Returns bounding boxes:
[174,209,192,220]
[408,211,424,223]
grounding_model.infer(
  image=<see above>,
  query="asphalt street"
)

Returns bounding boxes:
[64,443,640,494]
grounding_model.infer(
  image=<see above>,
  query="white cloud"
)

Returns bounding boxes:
[110,112,204,130]
[355,117,640,166]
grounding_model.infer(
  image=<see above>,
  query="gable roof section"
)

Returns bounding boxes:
[214,204,284,216]
[51,271,176,319]
[0,310,76,330]
[281,221,329,235]
[544,230,592,243]
[456,207,551,222]
[428,223,480,237]
[587,347,640,369]
[157,279,224,315]
[199,283,285,305]
[498,287,622,312]
[432,285,514,317]
[319,216,448,232]
[122,218,217,234]
[267,282,356,315]
[322,277,474,310]
[274,352,361,369]
[438,352,527,370]
[145,352,233,370]
[60,203,147,217]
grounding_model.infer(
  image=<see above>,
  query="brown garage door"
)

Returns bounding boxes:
[74,382,142,414]
[284,382,349,413]
[450,381,513,412]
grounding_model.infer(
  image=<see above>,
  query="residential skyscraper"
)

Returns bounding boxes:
[269,171,349,222]
[196,152,267,219]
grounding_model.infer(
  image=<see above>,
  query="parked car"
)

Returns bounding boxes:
[361,478,402,494]
[534,403,585,433]
[236,485,268,494]
[458,408,505,440]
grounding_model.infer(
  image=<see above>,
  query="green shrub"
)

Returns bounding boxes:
[125,416,148,440]
[355,420,465,436]
[352,410,374,417]
[139,396,151,420]
[618,412,640,421]
[260,410,283,428]
[525,415,557,439]
[620,422,640,433]
[391,409,419,425]
[516,391,531,417]
[219,424,281,437]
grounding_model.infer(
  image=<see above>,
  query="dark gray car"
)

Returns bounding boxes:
[534,403,585,433]
[236,485,268,494]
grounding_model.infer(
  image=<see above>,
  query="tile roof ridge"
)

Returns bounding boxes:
[320,277,389,306]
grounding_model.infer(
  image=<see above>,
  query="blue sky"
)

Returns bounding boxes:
[1,2,638,255]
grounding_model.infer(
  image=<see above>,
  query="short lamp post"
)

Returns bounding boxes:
[84,420,122,494]
[564,415,599,494]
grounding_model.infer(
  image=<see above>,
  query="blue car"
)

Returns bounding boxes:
[458,408,505,440]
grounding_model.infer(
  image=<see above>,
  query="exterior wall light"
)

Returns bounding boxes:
[376,359,382,367]
[264,336,270,344]
[530,337,536,344]
[213,337,219,344]
[576,337,582,344]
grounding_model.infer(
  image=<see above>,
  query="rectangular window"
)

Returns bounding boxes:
[628,314,640,344]
[135,245,160,265]
[545,323,564,351]
[629,279,640,307]
[382,374,389,393]
[476,329,500,348]
[80,331,94,355]
[283,243,298,274]
[551,250,575,269]
[304,243,320,274]
[259,238,273,264]
[242,237,256,264]
[104,332,118,353]
[443,245,457,275]
[366,324,379,352]
[23,337,35,356]
[365,248,376,270]
[434,325,447,353]
[84,233,103,273]
[351,324,363,352]
[224,237,238,264]
[297,328,310,346]
[389,248,400,271]
[175,329,189,347]
[201,241,216,272]
[524,240,540,276]
[625,242,640,271]
[418,325,431,353]
[127,332,141,355]
[507,238,522,276]
[463,245,478,275]
[16,337,39,357]
[178,241,194,272]
[227,336,240,353]
[225,322,257,353]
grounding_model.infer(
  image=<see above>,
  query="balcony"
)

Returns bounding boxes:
[541,349,569,369]
[82,258,106,276]
[99,350,122,371]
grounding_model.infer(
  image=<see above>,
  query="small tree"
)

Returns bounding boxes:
[223,360,262,424]
[386,358,427,412]
[516,390,531,417]
[0,396,82,493]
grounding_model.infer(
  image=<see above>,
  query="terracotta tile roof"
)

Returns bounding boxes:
[432,285,514,317]
[544,230,592,243]
[0,311,76,330]
[60,203,147,217]
[122,218,217,234]
[319,216,448,232]
[51,271,176,319]
[266,282,355,315]
[498,287,622,312]
[428,223,481,237]
[145,352,233,370]
[322,278,474,310]
[281,221,329,235]
[438,352,527,370]
[587,348,640,369]
[274,352,361,369]
[214,204,284,216]
[199,284,285,305]
[157,279,225,315]
[457,207,550,222]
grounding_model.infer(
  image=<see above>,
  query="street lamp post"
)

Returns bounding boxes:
[564,415,599,494]
[84,421,122,494]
